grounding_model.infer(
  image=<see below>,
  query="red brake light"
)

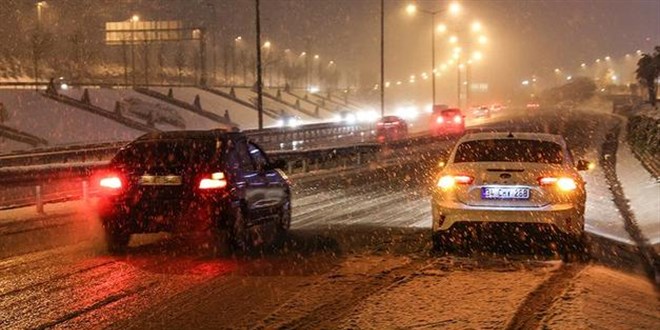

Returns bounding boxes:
[453,115,462,123]
[436,116,444,124]
[377,122,384,126]
[538,177,558,185]
[454,175,474,184]
[199,172,227,190]
[436,175,473,190]
[97,172,125,195]
[99,175,122,189]
[538,176,577,191]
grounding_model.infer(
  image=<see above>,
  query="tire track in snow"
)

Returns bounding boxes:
[600,122,660,287]
[505,263,585,330]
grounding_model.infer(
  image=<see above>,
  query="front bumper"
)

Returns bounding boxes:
[432,199,583,235]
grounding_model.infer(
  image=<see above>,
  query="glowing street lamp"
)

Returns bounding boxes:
[437,24,447,33]
[471,21,482,33]
[478,35,488,44]
[263,41,271,48]
[472,51,483,61]
[448,2,461,15]
[406,4,417,15]
[449,35,458,44]
[131,14,140,22]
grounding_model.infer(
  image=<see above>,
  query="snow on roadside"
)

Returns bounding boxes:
[616,137,660,245]
[578,109,634,243]
[540,265,660,329]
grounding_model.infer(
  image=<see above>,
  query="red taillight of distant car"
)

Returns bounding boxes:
[436,116,445,124]
[453,115,462,123]
[199,172,228,190]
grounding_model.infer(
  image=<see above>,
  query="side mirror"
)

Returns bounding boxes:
[267,159,287,170]
[576,159,594,171]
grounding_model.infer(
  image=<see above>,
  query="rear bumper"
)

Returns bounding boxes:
[432,199,583,235]
[431,126,465,135]
[97,197,226,233]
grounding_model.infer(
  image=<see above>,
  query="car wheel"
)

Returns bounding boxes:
[432,231,455,253]
[227,203,252,253]
[278,201,292,235]
[560,232,588,263]
[103,223,130,255]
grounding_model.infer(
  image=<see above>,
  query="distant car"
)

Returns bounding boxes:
[431,132,591,260]
[490,104,504,112]
[337,110,357,124]
[95,130,291,254]
[431,108,465,137]
[278,114,302,127]
[472,106,491,118]
[376,116,408,142]
[526,103,540,110]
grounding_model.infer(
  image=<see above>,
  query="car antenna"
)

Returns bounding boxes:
[507,131,514,138]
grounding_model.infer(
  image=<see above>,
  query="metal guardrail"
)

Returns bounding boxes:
[0,143,382,212]
[0,121,376,167]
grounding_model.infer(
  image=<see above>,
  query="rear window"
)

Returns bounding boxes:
[454,139,563,164]
[441,110,461,117]
[114,139,223,170]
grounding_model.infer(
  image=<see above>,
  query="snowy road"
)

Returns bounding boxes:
[0,109,658,329]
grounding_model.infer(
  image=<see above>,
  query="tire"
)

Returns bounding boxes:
[277,201,292,235]
[226,203,252,253]
[104,226,130,255]
[432,231,455,254]
[560,232,588,263]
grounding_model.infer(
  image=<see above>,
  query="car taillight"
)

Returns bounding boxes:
[437,175,474,190]
[199,172,227,190]
[436,116,444,124]
[377,122,384,126]
[538,176,577,191]
[453,115,462,123]
[98,173,125,195]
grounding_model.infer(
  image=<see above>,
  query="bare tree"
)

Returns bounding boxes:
[174,43,186,86]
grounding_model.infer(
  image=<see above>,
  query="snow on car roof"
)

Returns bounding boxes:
[459,132,566,146]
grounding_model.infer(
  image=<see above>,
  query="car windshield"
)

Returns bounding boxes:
[454,139,564,164]
[0,0,658,328]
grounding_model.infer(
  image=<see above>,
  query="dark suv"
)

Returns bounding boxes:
[95,130,291,253]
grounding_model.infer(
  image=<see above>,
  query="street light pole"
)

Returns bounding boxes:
[431,13,436,105]
[380,0,385,117]
[255,0,264,130]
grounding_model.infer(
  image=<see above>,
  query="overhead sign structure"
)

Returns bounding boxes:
[105,20,201,45]
[104,20,208,86]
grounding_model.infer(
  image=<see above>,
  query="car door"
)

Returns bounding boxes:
[225,138,267,225]
[248,142,288,219]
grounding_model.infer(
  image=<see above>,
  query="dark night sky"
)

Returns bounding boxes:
[1,0,658,105]
[206,0,659,102]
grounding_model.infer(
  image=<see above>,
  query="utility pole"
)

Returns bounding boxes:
[255,0,264,130]
[380,0,385,117]
[431,13,436,105]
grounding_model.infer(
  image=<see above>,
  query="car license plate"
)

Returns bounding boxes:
[481,187,530,200]
[139,175,182,186]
